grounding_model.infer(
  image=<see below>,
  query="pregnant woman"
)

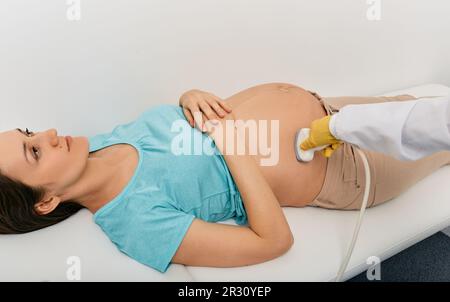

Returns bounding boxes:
[0,82,449,273]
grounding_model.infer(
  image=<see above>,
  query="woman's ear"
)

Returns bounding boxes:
[34,196,62,215]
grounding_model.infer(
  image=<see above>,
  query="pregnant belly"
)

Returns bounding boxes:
[221,83,329,206]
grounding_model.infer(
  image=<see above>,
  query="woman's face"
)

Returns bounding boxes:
[0,128,90,201]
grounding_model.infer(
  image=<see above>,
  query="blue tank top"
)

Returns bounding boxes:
[89,104,247,273]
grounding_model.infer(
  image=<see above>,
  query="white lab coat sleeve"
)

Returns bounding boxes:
[329,97,450,161]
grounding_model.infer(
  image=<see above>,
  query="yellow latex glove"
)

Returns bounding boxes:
[300,115,343,158]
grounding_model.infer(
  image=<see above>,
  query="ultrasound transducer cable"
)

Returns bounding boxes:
[295,128,370,282]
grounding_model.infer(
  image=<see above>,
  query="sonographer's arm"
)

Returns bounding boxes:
[330,96,450,161]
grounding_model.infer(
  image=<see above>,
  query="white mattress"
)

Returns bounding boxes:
[1,84,449,281]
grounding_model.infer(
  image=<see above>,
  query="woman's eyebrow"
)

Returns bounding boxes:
[16,128,30,164]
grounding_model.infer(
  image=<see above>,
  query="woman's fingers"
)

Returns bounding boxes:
[189,104,204,131]
[190,106,211,132]
[198,100,220,124]
[205,97,226,118]
[180,91,231,132]
[184,95,207,131]
[218,100,232,112]
[201,111,210,132]
[208,94,232,114]
[182,107,195,127]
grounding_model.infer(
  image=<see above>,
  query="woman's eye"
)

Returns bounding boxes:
[24,128,38,159]
[31,146,39,160]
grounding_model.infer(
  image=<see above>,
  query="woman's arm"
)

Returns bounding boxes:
[172,126,293,268]
[222,152,293,244]
[211,116,293,243]
[171,217,293,269]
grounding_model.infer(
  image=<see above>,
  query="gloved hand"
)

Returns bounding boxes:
[300,115,343,158]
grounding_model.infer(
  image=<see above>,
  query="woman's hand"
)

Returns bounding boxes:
[179,89,232,132]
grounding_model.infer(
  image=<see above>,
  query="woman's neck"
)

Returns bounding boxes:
[65,150,126,214]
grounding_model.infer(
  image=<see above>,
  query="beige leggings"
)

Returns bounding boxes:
[308,92,450,210]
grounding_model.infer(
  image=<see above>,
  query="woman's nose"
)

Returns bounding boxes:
[44,128,59,146]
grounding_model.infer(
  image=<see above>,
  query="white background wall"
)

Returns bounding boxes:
[1,0,449,136]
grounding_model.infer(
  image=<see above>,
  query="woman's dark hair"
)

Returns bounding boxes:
[0,170,84,234]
